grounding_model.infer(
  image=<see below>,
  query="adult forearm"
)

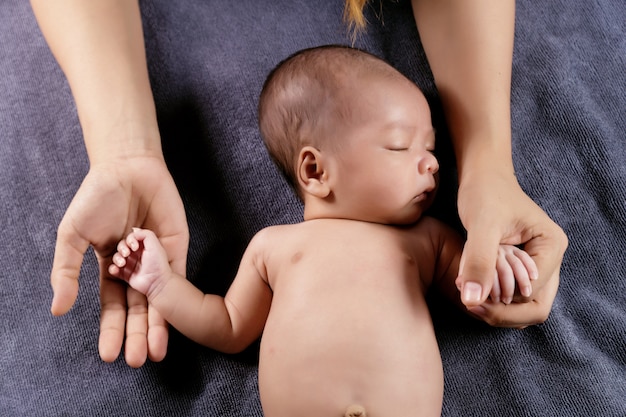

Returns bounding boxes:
[30,0,162,165]
[411,0,516,182]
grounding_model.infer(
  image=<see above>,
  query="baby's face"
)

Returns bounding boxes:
[327,75,439,225]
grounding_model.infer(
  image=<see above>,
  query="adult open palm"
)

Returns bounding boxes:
[50,156,189,367]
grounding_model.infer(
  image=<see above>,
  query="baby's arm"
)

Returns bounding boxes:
[108,228,272,354]
[492,245,538,305]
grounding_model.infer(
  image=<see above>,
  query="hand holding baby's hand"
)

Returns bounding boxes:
[109,228,171,299]
[465,245,551,329]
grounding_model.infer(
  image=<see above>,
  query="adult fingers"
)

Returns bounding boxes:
[515,220,567,302]
[123,286,149,368]
[50,219,89,316]
[98,271,128,363]
[147,306,169,362]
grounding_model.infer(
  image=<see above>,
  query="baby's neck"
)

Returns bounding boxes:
[302,202,353,223]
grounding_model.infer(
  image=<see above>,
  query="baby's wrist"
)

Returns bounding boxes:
[144,273,170,305]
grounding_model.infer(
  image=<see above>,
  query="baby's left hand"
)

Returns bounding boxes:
[492,245,538,304]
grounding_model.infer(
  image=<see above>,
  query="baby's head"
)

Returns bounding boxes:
[258,45,439,224]
[259,46,384,196]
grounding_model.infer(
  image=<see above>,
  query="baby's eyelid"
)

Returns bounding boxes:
[385,143,409,151]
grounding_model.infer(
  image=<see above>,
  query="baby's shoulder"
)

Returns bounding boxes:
[244,223,310,272]
[248,223,304,249]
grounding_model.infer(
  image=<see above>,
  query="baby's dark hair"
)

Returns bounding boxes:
[258,45,401,199]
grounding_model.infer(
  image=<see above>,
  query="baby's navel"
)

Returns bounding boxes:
[291,251,303,263]
[345,404,366,417]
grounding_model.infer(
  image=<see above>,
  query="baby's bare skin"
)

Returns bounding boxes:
[257,218,452,416]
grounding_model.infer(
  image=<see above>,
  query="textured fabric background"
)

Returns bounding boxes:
[1,0,624,415]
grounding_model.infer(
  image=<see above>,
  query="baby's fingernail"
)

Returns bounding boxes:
[463,282,483,303]
[503,296,512,305]
[521,286,532,297]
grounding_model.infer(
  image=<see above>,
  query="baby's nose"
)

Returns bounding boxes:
[418,152,439,175]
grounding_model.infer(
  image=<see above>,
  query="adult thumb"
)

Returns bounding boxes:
[50,223,88,316]
[456,229,500,307]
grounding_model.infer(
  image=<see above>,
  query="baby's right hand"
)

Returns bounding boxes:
[492,245,539,304]
[108,228,171,298]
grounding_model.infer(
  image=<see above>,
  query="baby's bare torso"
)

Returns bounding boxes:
[257,219,444,417]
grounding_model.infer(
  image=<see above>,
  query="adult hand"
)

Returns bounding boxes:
[50,156,188,368]
[455,169,568,320]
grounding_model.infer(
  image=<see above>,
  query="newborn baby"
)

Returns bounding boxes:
[109,46,537,416]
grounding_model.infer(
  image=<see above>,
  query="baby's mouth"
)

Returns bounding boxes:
[414,186,435,203]
[413,192,428,203]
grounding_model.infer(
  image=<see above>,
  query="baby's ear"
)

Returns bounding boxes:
[297,146,331,198]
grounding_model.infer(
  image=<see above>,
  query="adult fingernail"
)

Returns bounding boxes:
[463,282,483,303]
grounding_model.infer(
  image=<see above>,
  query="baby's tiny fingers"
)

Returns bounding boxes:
[505,251,532,297]
[112,252,127,268]
[126,233,140,252]
[490,270,501,303]
[514,247,539,280]
[117,240,131,257]
[108,264,120,277]
[496,252,516,304]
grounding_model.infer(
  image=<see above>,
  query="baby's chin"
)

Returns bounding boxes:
[373,207,427,226]
[399,199,434,223]
[393,212,425,226]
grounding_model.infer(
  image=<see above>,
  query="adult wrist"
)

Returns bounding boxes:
[83,120,164,166]
[453,130,514,183]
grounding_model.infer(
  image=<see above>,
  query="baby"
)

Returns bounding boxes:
[109,46,537,416]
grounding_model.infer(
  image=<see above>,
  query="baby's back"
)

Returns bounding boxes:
[257,219,443,417]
